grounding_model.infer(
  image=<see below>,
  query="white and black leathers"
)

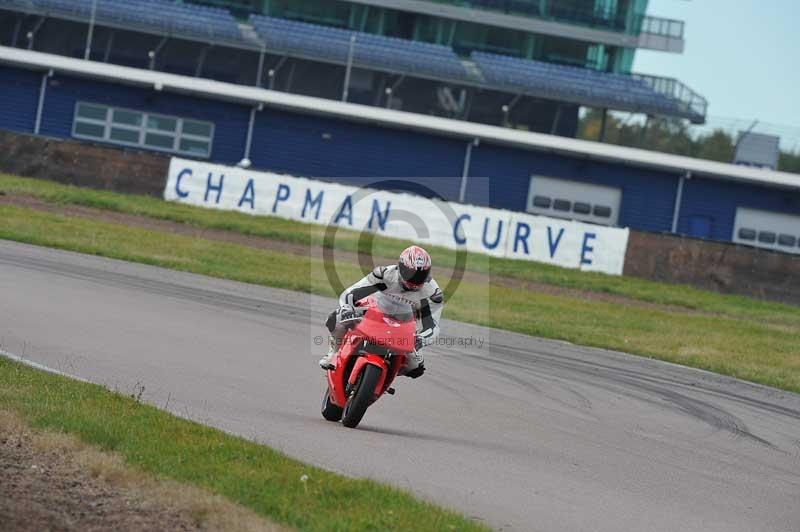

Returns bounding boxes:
[338,265,444,348]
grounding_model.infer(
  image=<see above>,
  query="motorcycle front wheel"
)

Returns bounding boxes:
[321,388,343,422]
[342,364,381,428]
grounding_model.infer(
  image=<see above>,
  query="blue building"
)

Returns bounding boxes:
[0,46,799,255]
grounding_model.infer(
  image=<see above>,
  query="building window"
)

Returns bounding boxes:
[757,231,776,244]
[553,199,572,212]
[72,102,214,158]
[737,228,756,241]
[572,202,591,215]
[593,205,612,218]
[532,195,552,208]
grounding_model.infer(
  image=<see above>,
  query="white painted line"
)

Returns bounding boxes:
[0,348,90,383]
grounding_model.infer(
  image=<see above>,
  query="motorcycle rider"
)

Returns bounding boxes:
[319,245,443,379]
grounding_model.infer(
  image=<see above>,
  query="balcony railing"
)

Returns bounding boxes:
[632,73,708,119]
[637,15,684,39]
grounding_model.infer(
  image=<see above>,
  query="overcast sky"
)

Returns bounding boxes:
[633,0,799,128]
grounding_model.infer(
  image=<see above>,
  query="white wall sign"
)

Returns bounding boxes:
[165,158,630,275]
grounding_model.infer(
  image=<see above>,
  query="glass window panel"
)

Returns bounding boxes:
[758,232,776,244]
[738,228,756,241]
[113,109,142,126]
[182,120,212,137]
[147,116,177,132]
[532,195,551,208]
[573,202,591,214]
[74,121,105,138]
[778,234,797,247]
[553,199,571,212]
[145,132,176,149]
[77,103,108,121]
[179,138,210,156]
[109,127,140,143]
[593,205,612,218]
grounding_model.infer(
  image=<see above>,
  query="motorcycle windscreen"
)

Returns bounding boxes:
[356,293,417,354]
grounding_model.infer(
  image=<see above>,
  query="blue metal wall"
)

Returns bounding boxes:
[39,73,251,164]
[250,108,465,200]
[0,66,40,134]
[1,64,799,245]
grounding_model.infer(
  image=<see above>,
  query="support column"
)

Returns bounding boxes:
[27,17,45,50]
[671,171,689,234]
[84,0,98,60]
[342,34,357,102]
[194,44,211,76]
[550,104,563,135]
[34,70,52,135]
[103,30,115,63]
[242,104,262,164]
[149,37,168,71]
[12,16,22,47]
[599,108,608,141]
[255,45,266,87]
[459,139,478,203]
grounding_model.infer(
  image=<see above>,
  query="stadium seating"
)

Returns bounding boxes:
[7,0,244,43]
[250,15,470,82]
[471,52,695,119]
[0,0,702,120]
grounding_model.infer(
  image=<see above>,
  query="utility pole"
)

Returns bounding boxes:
[342,33,357,102]
[84,0,98,60]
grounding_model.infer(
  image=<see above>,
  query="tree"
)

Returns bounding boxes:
[577,110,798,175]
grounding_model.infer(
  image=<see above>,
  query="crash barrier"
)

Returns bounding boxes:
[164,157,630,275]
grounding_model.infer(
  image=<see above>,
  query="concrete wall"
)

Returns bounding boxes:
[0,130,168,196]
[624,231,800,305]
[1,130,797,305]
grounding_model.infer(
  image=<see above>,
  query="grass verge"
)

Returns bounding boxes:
[0,357,489,531]
[1,203,798,393]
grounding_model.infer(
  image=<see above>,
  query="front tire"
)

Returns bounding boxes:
[342,364,381,428]
[321,388,343,422]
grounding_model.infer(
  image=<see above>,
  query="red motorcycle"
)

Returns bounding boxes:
[321,292,417,428]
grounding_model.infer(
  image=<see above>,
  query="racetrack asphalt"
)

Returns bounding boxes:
[1,240,798,532]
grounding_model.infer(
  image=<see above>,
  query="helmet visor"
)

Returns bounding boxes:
[398,262,430,287]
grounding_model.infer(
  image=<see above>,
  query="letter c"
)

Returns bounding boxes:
[453,214,471,245]
[175,168,191,198]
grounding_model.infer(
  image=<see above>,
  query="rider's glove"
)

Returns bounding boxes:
[339,304,356,322]
[405,364,425,379]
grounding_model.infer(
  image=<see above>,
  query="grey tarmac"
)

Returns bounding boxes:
[0,240,798,532]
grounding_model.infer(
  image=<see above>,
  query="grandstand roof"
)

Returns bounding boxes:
[1,45,796,191]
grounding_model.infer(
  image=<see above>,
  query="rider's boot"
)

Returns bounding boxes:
[318,337,336,370]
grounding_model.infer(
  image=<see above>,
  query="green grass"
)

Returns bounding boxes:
[0,357,488,532]
[1,204,798,393]
[4,173,798,322]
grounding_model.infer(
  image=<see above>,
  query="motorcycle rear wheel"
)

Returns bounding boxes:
[342,364,381,428]
[321,388,343,422]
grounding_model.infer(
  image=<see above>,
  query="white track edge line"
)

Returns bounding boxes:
[0,348,90,383]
